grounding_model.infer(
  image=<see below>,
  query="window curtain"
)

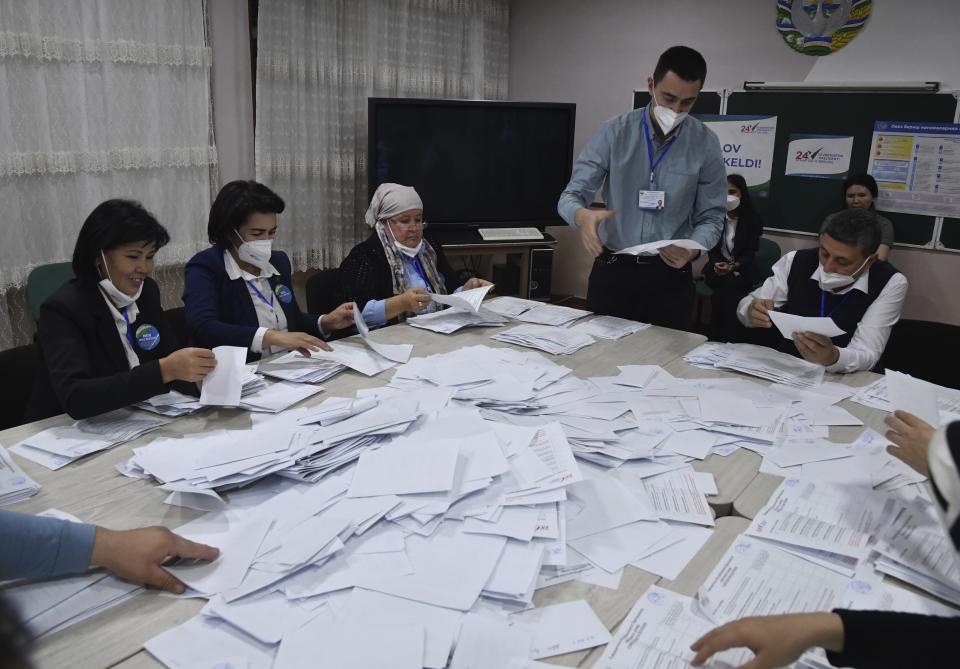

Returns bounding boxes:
[0,0,217,348]
[255,0,510,271]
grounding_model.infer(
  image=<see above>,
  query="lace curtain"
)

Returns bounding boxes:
[255,0,510,271]
[0,0,216,348]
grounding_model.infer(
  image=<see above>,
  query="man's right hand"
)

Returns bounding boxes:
[575,208,617,257]
[747,298,775,328]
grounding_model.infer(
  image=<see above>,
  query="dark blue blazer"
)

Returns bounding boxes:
[183,247,320,358]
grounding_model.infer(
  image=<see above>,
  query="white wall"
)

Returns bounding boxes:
[509,0,960,325]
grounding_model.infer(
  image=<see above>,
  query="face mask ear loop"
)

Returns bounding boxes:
[99,250,113,284]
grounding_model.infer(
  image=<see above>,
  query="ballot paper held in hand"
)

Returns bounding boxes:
[768,310,845,340]
[616,239,706,256]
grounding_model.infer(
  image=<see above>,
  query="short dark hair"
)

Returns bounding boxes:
[207,180,285,247]
[822,208,881,256]
[72,199,170,282]
[653,46,707,85]
[842,173,879,207]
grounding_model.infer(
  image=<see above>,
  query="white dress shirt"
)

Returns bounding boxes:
[224,250,287,356]
[736,250,908,373]
[720,215,737,261]
[98,289,140,370]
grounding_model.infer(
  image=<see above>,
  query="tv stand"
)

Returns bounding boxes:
[429,229,557,299]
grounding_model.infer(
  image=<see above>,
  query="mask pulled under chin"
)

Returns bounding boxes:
[99,278,141,308]
[818,256,870,292]
[395,240,424,258]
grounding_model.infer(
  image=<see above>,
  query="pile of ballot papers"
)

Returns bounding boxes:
[407,307,507,334]
[0,445,40,505]
[491,324,595,355]
[137,390,204,417]
[483,296,592,326]
[570,315,650,340]
[257,352,347,384]
[684,341,825,387]
[11,409,169,470]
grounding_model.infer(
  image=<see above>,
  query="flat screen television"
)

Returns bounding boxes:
[368,98,576,229]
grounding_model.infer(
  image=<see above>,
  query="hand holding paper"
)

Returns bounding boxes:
[199,346,247,406]
[429,284,493,313]
[768,310,845,340]
[616,239,706,256]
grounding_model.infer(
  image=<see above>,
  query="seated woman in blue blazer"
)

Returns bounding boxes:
[702,173,764,342]
[27,200,217,421]
[184,180,354,360]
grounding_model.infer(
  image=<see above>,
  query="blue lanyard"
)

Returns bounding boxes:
[820,289,853,318]
[247,280,275,309]
[121,307,135,348]
[642,108,678,188]
[409,257,432,291]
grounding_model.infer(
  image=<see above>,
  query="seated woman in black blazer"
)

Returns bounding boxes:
[27,200,216,421]
[183,180,354,360]
[702,173,764,342]
[339,183,491,328]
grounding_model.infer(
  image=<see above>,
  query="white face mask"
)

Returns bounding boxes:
[98,251,142,308]
[818,255,871,292]
[384,220,424,258]
[726,195,741,211]
[235,230,273,270]
[652,92,688,134]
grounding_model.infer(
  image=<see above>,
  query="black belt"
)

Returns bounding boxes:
[595,249,661,265]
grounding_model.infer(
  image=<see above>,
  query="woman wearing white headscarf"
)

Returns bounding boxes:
[339,183,491,328]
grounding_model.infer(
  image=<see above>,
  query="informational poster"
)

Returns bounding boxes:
[867,120,960,218]
[784,134,854,179]
[700,115,778,196]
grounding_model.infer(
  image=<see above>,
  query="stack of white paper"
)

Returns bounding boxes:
[492,324,595,355]
[258,351,346,384]
[513,303,592,327]
[136,390,204,417]
[0,445,40,505]
[239,380,326,413]
[718,343,825,388]
[483,295,543,318]
[571,315,650,340]
[11,409,169,470]
[851,374,960,424]
[407,306,507,334]
[298,396,378,426]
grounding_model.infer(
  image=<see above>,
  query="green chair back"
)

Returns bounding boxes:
[27,262,74,321]
[754,238,782,283]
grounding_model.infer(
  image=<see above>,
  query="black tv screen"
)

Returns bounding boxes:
[368,99,576,228]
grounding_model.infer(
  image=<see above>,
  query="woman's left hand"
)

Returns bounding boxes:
[321,302,356,331]
[462,277,493,291]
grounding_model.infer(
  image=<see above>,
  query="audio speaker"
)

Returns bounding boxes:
[528,247,553,301]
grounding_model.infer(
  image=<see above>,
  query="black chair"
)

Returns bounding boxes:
[306,268,344,316]
[164,307,188,347]
[875,319,960,390]
[0,343,39,430]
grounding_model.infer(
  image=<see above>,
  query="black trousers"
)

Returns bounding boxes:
[704,271,755,343]
[586,250,695,331]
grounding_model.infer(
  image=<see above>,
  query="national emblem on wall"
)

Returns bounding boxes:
[777,0,872,56]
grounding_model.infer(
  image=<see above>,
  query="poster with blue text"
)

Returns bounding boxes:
[700,115,777,197]
[785,134,854,179]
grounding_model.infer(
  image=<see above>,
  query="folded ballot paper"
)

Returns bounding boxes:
[0,445,40,505]
[428,284,494,313]
[616,238,707,256]
[11,409,169,470]
[768,310,845,340]
[200,346,249,407]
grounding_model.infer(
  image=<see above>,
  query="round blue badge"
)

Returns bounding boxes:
[274,284,293,304]
[135,324,160,351]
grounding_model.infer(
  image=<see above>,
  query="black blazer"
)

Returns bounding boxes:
[705,211,763,285]
[183,247,321,359]
[338,233,463,326]
[26,277,183,422]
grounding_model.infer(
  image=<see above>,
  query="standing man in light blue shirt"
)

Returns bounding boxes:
[557,46,726,330]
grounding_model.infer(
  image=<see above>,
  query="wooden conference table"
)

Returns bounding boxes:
[0,320,888,668]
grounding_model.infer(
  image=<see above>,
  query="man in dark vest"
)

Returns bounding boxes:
[736,208,908,373]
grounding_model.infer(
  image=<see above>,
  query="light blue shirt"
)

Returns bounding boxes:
[0,510,96,581]
[558,105,727,253]
[363,254,459,328]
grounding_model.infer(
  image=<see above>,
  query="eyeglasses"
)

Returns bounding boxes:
[388,217,428,230]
